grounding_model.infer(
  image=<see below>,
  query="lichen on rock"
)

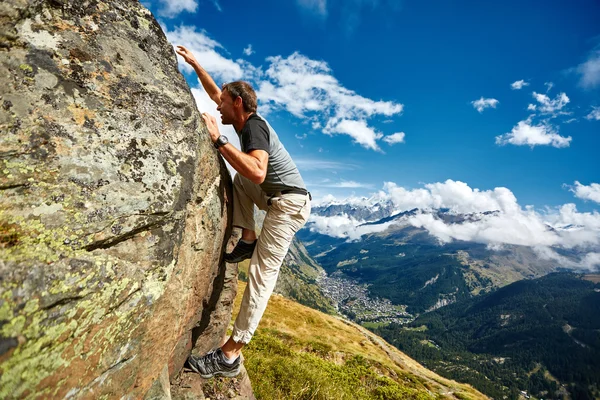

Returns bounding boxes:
[0,0,234,398]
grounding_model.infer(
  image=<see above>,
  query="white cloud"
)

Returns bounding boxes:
[297,0,327,16]
[309,214,398,241]
[258,52,403,150]
[531,91,570,115]
[384,180,521,215]
[156,0,198,18]
[495,119,571,148]
[243,44,254,56]
[586,106,600,121]
[575,49,600,89]
[511,80,529,90]
[581,252,600,269]
[471,97,499,113]
[383,132,406,145]
[323,119,383,151]
[527,104,537,111]
[407,210,558,248]
[307,180,600,268]
[164,25,248,82]
[568,181,600,204]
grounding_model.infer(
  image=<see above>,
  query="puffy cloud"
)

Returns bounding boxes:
[383,132,406,145]
[384,180,520,214]
[155,0,198,17]
[243,44,254,56]
[511,80,529,90]
[407,209,557,247]
[568,181,600,204]
[471,97,499,113]
[258,52,403,150]
[500,88,571,148]
[581,252,600,269]
[575,49,600,89]
[307,180,600,268]
[533,247,600,270]
[495,119,571,148]
[531,91,570,115]
[586,106,600,121]
[164,25,249,82]
[323,119,382,151]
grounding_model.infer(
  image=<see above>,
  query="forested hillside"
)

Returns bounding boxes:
[373,273,600,400]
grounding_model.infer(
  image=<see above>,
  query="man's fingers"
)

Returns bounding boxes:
[175,45,190,58]
[202,113,214,124]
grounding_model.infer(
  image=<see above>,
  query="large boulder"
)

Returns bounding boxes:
[0,0,235,398]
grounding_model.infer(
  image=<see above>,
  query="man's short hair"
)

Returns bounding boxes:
[222,81,258,113]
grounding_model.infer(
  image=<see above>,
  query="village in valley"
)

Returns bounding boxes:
[317,271,413,326]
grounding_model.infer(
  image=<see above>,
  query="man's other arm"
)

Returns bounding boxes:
[176,46,221,105]
[221,147,268,185]
[203,113,268,184]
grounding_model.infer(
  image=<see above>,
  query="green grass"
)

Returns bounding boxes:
[244,329,436,400]
[232,281,487,400]
[361,322,389,330]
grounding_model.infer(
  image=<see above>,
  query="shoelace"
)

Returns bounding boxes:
[197,350,222,374]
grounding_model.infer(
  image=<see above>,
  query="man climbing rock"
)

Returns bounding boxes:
[176,45,311,378]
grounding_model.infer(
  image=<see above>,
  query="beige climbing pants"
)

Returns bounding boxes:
[230,173,311,344]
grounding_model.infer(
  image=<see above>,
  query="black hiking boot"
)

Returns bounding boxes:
[224,240,257,263]
[187,348,241,379]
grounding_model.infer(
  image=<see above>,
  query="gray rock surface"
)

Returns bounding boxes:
[0,0,236,398]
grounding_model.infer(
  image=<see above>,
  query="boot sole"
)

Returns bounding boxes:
[199,369,241,379]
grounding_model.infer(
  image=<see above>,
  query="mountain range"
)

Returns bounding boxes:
[299,202,596,314]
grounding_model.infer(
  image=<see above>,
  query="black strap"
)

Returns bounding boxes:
[267,189,311,205]
[281,188,308,196]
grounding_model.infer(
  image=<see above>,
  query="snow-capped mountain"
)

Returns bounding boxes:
[312,199,397,222]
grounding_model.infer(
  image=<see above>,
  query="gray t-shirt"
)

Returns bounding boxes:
[238,114,306,194]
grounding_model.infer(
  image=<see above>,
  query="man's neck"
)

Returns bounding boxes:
[233,112,254,133]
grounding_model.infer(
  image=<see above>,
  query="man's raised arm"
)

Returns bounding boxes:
[176,45,222,106]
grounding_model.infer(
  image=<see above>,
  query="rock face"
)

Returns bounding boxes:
[0,1,235,398]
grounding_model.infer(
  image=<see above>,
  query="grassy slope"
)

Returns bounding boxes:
[233,281,488,400]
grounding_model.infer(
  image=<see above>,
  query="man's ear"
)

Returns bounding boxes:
[234,96,244,109]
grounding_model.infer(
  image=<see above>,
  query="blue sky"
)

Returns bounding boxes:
[143,0,599,214]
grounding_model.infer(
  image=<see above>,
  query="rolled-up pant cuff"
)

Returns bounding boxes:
[231,328,253,344]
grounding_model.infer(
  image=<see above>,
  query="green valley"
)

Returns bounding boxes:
[373,273,600,400]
